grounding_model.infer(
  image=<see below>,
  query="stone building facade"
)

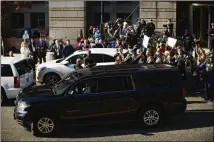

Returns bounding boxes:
[48,1,177,46]
[49,1,86,45]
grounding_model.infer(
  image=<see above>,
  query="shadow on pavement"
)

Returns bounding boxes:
[1,99,16,107]
[49,110,214,139]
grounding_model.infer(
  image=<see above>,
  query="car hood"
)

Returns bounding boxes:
[38,59,63,68]
[15,85,63,103]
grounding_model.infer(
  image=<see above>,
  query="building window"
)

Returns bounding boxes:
[32,1,48,4]
[116,1,132,4]
[117,13,132,24]
[11,13,24,29]
[30,13,45,28]
[94,13,110,26]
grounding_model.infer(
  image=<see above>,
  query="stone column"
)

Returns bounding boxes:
[139,1,177,36]
[49,0,86,46]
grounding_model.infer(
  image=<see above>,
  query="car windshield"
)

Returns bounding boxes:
[53,72,83,96]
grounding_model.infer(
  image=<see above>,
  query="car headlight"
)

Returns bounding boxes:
[17,102,30,114]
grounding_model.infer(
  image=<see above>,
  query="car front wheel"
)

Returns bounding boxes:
[138,105,163,128]
[33,116,57,137]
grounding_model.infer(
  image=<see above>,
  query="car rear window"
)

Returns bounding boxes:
[1,64,13,76]
[14,59,32,76]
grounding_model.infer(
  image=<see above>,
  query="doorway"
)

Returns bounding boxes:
[192,4,214,48]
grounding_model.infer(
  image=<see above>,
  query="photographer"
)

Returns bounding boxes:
[163,19,174,37]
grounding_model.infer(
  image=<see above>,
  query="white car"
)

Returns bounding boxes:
[1,57,35,103]
[36,48,127,85]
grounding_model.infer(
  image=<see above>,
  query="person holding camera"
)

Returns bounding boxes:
[163,19,174,37]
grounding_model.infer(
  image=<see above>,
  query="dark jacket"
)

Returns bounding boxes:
[146,22,155,37]
[83,56,96,68]
[62,45,75,58]
[164,23,174,37]
[210,28,214,51]
[36,41,48,57]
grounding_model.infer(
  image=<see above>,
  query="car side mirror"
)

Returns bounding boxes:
[62,60,69,65]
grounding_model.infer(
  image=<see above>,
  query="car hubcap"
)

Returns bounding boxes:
[143,110,159,126]
[46,75,58,85]
[37,117,54,134]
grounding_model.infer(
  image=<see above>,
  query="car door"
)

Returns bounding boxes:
[95,75,140,121]
[13,60,33,88]
[1,64,15,96]
[62,78,106,121]
[62,54,86,75]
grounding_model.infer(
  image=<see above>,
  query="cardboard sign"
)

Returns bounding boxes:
[167,37,177,48]
[143,35,150,48]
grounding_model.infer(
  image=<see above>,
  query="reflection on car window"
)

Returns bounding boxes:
[68,54,86,64]
[69,79,97,95]
[53,72,83,96]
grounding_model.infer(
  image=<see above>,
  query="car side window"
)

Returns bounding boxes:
[14,60,32,76]
[92,54,104,63]
[68,54,85,64]
[97,76,134,93]
[132,73,153,89]
[103,55,115,62]
[1,64,13,76]
[68,79,97,95]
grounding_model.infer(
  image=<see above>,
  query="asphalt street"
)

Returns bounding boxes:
[1,96,214,141]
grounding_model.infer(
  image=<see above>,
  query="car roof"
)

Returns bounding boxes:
[72,48,127,56]
[1,56,27,64]
[74,64,179,78]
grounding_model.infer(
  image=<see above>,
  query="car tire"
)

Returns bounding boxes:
[32,115,58,137]
[138,105,164,128]
[1,87,7,105]
[43,73,61,86]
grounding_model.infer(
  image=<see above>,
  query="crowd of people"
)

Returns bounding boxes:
[7,18,214,71]
[69,18,213,70]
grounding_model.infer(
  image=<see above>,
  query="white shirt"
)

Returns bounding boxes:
[20,47,30,59]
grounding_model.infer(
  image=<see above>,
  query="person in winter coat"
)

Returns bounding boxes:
[28,38,38,67]
[20,41,30,59]
[36,37,48,64]
[62,39,75,58]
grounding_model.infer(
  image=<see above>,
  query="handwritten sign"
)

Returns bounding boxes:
[167,37,177,48]
[143,35,150,48]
